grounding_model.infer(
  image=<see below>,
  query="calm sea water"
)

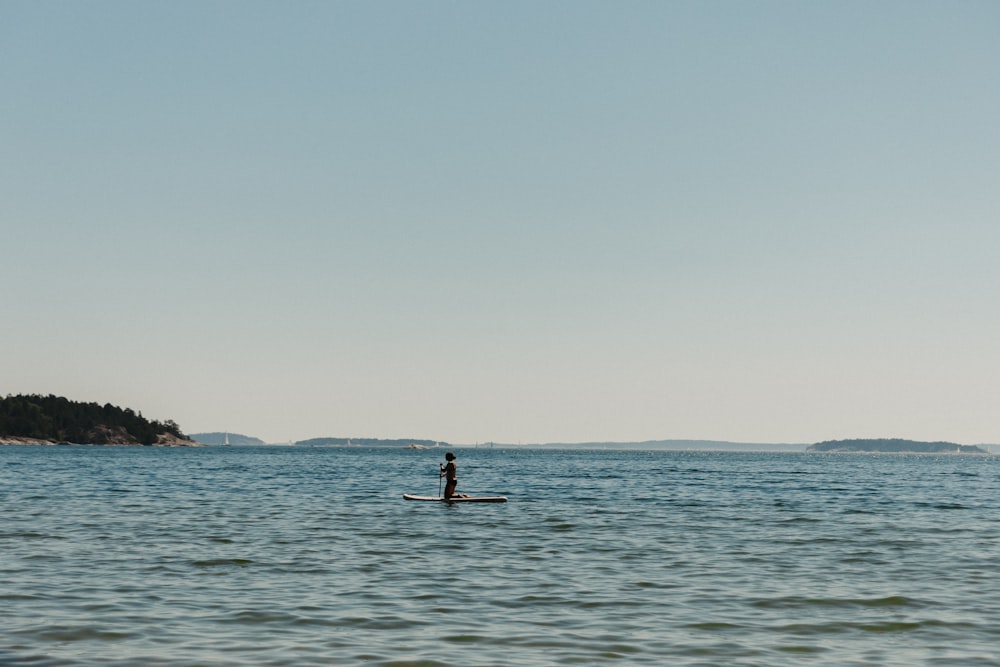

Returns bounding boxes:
[2,445,999,666]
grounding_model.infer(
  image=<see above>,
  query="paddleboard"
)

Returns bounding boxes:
[403,494,507,503]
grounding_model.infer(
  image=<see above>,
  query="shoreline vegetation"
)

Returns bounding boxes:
[0,394,200,447]
[2,395,993,453]
[806,438,988,454]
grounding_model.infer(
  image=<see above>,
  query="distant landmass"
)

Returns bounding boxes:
[0,394,197,446]
[289,437,805,451]
[807,439,988,454]
[287,437,994,453]
[11,406,991,456]
[296,437,450,448]
[190,432,267,446]
[531,440,808,452]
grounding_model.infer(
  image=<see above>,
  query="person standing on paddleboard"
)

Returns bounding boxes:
[440,452,457,500]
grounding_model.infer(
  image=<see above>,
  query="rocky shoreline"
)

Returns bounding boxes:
[1,433,203,447]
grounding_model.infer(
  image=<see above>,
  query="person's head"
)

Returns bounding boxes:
[445,452,456,461]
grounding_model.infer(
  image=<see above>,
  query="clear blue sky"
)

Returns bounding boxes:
[4,1,999,444]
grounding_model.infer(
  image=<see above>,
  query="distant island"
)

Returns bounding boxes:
[287,437,991,454]
[0,394,198,446]
[9,404,992,455]
[529,439,808,452]
[296,437,450,448]
[190,432,267,446]
[286,437,808,451]
[807,439,987,454]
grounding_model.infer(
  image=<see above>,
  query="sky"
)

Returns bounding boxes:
[3,1,999,445]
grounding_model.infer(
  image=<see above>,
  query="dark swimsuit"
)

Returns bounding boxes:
[443,462,457,498]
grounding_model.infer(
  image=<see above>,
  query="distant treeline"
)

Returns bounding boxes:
[296,437,449,448]
[807,438,986,454]
[0,394,184,445]
[190,432,266,446]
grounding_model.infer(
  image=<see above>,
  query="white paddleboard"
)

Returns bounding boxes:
[403,494,507,503]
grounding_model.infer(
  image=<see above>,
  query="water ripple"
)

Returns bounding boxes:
[3,446,1000,666]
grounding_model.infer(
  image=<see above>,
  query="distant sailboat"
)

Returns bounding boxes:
[224,432,230,446]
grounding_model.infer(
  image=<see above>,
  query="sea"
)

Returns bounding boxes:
[2,445,999,666]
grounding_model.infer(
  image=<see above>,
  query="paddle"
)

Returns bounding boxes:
[438,462,443,498]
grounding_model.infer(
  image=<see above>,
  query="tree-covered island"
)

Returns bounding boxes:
[0,394,198,446]
[807,438,987,454]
